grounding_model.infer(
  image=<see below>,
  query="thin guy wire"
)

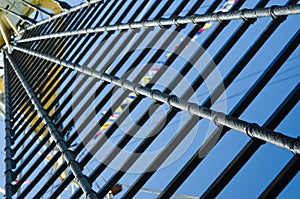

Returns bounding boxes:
[11,45,300,155]
[16,4,300,43]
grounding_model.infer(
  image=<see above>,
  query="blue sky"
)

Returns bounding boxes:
[1,0,300,198]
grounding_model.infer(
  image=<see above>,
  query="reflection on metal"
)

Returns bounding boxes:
[1,0,300,198]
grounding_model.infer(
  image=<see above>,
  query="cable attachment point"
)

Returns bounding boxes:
[212,111,224,127]
[173,16,180,27]
[214,13,222,23]
[157,20,164,28]
[190,15,198,25]
[269,6,279,19]
[245,123,259,138]
[290,136,300,154]
[240,9,248,21]
[167,94,177,106]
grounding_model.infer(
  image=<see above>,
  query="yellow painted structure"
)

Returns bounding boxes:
[0,0,64,134]
[0,0,63,48]
[0,0,80,189]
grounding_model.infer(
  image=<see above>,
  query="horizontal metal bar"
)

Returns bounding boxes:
[5,52,99,199]
[11,45,300,155]
[16,4,300,43]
